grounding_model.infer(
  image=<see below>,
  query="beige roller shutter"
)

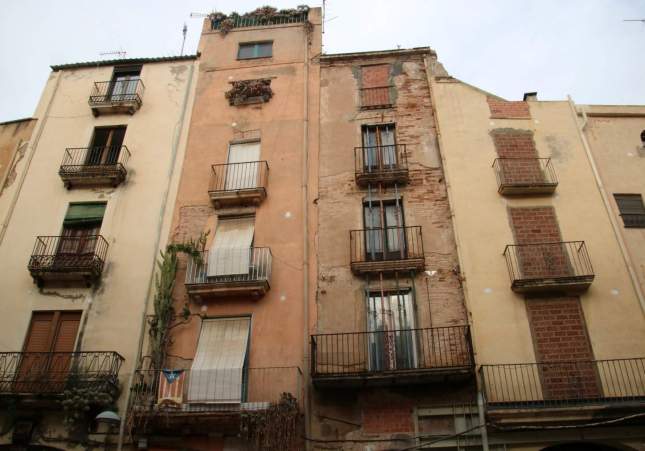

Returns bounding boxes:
[187,317,251,403]
[207,216,255,277]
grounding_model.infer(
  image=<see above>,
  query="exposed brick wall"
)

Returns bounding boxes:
[491,129,545,187]
[508,207,560,244]
[361,64,391,107]
[525,297,600,399]
[362,401,413,433]
[487,97,531,119]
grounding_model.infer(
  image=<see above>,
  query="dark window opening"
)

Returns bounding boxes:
[363,198,406,260]
[640,129,645,144]
[86,126,126,165]
[238,42,273,60]
[59,202,106,256]
[108,65,141,100]
[614,194,645,228]
[361,124,397,171]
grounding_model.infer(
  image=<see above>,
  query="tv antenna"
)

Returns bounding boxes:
[99,49,127,59]
[180,23,188,55]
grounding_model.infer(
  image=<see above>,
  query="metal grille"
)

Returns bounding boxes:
[89,79,145,106]
[28,235,109,275]
[209,161,268,194]
[185,248,272,285]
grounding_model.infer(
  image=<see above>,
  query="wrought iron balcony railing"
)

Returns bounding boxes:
[0,351,123,395]
[210,11,308,30]
[354,145,409,186]
[311,326,473,386]
[59,146,130,188]
[350,226,425,274]
[88,80,145,115]
[492,158,558,195]
[503,241,594,293]
[208,161,269,208]
[480,359,645,410]
[360,86,392,109]
[185,248,272,299]
[28,235,109,285]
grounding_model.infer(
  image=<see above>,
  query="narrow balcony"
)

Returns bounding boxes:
[28,235,108,286]
[360,86,392,109]
[350,226,425,275]
[0,351,123,401]
[88,79,144,116]
[480,359,645,424]
[493,158,558,195]
[208,161,268,209]
[59,146,130,189]
[129,365,301,434]
[503,241,594,294]
[185,248,271,300]
[311,326,474,388]
[354,145,409,187]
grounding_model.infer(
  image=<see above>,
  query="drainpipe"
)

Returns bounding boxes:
[0,72,62,246]
[116,61,196,451]
[567,96,645,317]
[422,56,489,451]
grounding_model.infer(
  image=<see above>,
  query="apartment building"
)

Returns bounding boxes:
[430,74,645,449]
[0,55,197,448]
[126,7,321,451]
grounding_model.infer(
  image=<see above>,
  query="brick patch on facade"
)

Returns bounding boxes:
[491,129,545,187]
[487,97,531,119]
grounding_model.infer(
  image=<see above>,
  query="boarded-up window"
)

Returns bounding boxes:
[614,194,645,228]
[187,317,251,403]
[360,65,391,108]
[207,216,255,277]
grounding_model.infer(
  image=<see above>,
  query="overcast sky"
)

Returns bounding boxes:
[1,0,644,122]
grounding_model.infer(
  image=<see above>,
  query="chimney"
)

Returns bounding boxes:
[523,92,538,101]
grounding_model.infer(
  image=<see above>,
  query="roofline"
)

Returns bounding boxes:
[320,47,436,61]
[50,54,199,72]
[0,117,36,126]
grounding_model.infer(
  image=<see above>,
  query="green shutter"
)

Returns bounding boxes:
[63,202,106,226]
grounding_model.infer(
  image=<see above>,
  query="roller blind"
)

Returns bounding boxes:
[63,202,106,226]
[207,217,255,277]
[187,317,251,403]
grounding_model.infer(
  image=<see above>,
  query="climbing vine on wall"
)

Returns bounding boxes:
[240,393,300,450]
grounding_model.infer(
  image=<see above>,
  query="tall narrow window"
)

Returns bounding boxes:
[86,126,126,166]
[361,124,397,173]
[238,42,273,59]
[363,199,406,261]
[614,194,645,228]
[58,202,106,259]
[367,290,416,371]
[109,65,141,100]
[207,216,255,277]
[225,141,261,191]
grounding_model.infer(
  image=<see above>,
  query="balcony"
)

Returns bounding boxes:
[480,359,645,424]
[59,146,130,189]
[360,86,392,109]
[350,226,425,275]
[354,145,409,187]
[129,364,301,435]
[185,248,271,300]
[208,161,268,209]
[0,351,123,401]
[503,241,594,294]
[88,79,144,116]
[311,326,474,388]
[493,158,558,195]
[28,235,108,286]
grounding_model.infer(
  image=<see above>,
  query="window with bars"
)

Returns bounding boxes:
[614,194,645,228]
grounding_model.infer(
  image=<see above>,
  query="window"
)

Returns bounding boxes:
[641,130,645,145]
[614,194,645,228]
[363,198,406,260]
[361,124,397,172]
[59,202,106,256]
[208,216,255,277]
[226,141,261,190]
[86,126,126,166]
[109,65,141,100]
[238,42,272,59]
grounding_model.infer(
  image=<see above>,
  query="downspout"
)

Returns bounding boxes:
[116,61,196,450]
[302,21,312,451]
[423,56,490,451]
[567,96,645,316]
[0,72,62,246]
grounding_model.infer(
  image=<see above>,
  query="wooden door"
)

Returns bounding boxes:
[86,127,125,165]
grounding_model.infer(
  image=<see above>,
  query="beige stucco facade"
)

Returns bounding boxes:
[0,56,197,448]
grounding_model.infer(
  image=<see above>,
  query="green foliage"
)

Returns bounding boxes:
[60,379,119,428]
[225,80,273,105]
[240,393,299,450]
[209,6,307,34]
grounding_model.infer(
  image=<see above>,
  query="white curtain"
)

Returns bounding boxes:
[187,317,251,403]
[207,217,255,277]
[225,142,261,190]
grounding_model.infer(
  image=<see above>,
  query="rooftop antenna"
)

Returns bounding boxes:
[99,48,127,59]
[180,23,188,55]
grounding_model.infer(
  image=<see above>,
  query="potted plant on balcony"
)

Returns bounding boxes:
[225,79,273,106]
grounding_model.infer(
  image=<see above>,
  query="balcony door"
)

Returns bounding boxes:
[225,141,261,191]
[15,311,81,393]
[362,124,397,172]
[207,216,255,277]
[367,291,417,372]
[86,126,126,166]
[56,203,106,267]
[364,199,406,261]
[109,66,141,101]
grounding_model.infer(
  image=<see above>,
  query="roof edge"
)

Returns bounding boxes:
[51,53,200,72]
[320,47,435,61]
[0,117,36,126]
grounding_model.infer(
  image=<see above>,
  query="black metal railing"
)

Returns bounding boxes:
[185,248,272,285]
[354,145,408,180]
[360,86,392,108]
[211,11,308,30]
[130,364,301,413]
[492,158,558,191]
[89,79,145,106]
[350,226,424,264]
[59,146,130,180]
[0,351,123,395]
[209,161,269,194]
[28,235,109,275]
[311,326,473,378]
[503,241,593,285]
[480,358,645,409]
[621,213,645,228]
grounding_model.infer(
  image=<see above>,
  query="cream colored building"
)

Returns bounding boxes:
[0,55,197,449]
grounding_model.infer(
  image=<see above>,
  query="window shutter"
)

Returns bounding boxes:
[64,202,106,226]
[614,194,645,215]
[22,312,55,353]
[208,217,255,276]
[52,312,81,353]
